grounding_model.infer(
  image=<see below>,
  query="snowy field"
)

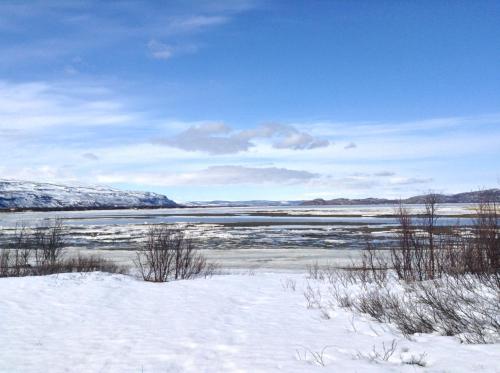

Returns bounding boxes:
[1,272,498,372]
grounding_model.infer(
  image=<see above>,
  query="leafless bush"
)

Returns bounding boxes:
[135,225,215,282]
[303,282,323,309]
[306,262,324,280]
[355,339,398,363]
[303,194,498,344]
[296,346,331,367]
[351,287,396,323]
[467,193,499,278]
[401,352,427,367]
[390,192,499,282]
[59,254,128,274]
[32,220,66,275]
[328,283,354,308]
[330,274,499,343]
[202,262,220,278]
[281,278,297,291]
[0,225,34,277]
[414,275,499,343]
[359,235,389,285]
[0,224,40,277]
[0,220,125,277]
[0,248,11,277]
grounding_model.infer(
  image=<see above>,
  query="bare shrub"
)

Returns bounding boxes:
[351,288,394,323]
[401,352,427,367]
[355,339,398,363]
[359,234,389,285]
[0,248,11,277]
[390,191,499,282]
[303,283,322,309]
[32,220,66,275]
[414,275,499,343]
[0,225,35,277]
[2,225,33,276]
[296,346,332,367]
[281,278,297,291]
[0,220,125,277]
[333,274,499,343]
[328,283,354,308]
[135,225,215,282]
[468,193,499,278]
[60,254,128,274]
[306,262,323,280]
[303,193,498,344]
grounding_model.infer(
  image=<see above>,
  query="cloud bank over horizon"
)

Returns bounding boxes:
[1,1,499,201]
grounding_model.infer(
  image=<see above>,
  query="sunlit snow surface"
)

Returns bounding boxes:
[0,204,476,269]
[0,272,498,372]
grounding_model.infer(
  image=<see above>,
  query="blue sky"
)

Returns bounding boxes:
[0,0,499,201]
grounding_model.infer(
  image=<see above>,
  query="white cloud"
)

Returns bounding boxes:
[1,78,497,198]
[0,80,134,132]
[97,166,318,186]
[166,15,229,34]
[0,2,256,66]
[148,40,174,59]
[148,40,198,60]
[373,171,395,177]
[82,152,99,161]
[300,114,500,138]
[389,177,433,185]
[0,165,77,183]
[154,122,252,154]
[155,122,331,154]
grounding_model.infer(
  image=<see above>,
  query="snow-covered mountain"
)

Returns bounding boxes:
[0,180,177,210]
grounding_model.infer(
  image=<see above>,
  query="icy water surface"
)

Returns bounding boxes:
[0,204,477,269]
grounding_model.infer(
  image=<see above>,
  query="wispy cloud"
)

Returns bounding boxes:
[373,171,395,177]
[165,15,229,34]
[97,166,318,186]
[0,1,257,67]
[0,80,133,131]
[1,77,498,198]
[148,39,198,60]
[389,177,433,185]
[82,152,99,161]
[155,122,330,154]
[303,114,500,138]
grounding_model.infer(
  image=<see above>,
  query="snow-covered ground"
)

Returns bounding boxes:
[1,272,498,372]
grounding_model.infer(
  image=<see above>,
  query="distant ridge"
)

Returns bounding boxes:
[0,180,177,211]
[1,180,497,210]
[186,189,499,207]
[301,189,500,206]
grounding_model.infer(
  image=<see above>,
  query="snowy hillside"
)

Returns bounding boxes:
[0,180,177,210]
[0,272,498,372]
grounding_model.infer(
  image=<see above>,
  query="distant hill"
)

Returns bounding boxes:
[301,189,500,206]
[0,180,177,211]
[183,200,302,207]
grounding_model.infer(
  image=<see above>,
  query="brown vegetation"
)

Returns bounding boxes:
[135,225,217,282]
[306,191,499,344]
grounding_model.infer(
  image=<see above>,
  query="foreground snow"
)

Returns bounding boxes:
[0,273,498,372]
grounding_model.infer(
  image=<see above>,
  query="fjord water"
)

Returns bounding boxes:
[0,204,476,269]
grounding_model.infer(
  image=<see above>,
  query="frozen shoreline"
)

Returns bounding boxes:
[71,246,372,271]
